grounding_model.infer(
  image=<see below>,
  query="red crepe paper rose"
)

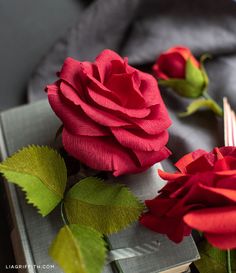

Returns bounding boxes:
[152,46,208,100]
[140,146,236,250]
[46,49,171,176]
[153,46,199,80]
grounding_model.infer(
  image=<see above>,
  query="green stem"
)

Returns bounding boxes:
[104,235,124,273]
[60,201,68,226]
[227,249,232,273]
[202,92,223,117]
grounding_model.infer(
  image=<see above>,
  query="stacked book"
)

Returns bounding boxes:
[0,100,199,273]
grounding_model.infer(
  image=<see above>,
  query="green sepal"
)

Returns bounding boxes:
[49,224,107,273]
[179,99,223,117]
[159,58,206,98]
[199,54,211,87]
[0,145,67,216]
[64,177,145,235]
[159,78,204,98]
[186,58,205,89]
[194,240,236,273]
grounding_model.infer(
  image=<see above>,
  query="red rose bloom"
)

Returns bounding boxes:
[153,46,199,80]
[140,146,236,249]
[46,49,171,176]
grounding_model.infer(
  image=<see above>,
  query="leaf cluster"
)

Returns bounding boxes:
[0,146,145,273]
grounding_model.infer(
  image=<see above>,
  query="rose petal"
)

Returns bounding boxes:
[86,85,150,118]
[153,64,169,80]
[95,49,124,83]
[105,73,146,109]
[216,176,236,190]
[133,104,171,135]
[214,156,236,172]
[175,149,206,173]
[59,57,86,96]
[48,90,109,136]
[86,73,123,105]
[62,128,147,176]
[134,146,171,167]
[215,170,236,176]
[219,146,236,157]
[145,198,178,216]
[158,169,185,181]
[140,213,191,243]
[197,184,236,203]
[171,173,236,204]
[184,206,236,234]
[138,72,162,107]
[158,52,186,78]
[60,82,130,127]
[125,60,163,107]
[186,154,216,174]
[165,46,199,67]
[175,152,194,173]
[111,127,169,151]
[204,232,236,250]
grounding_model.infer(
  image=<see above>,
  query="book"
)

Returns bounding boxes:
[0,99,200,273]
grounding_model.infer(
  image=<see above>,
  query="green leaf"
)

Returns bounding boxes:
[0,145,67,216]
[186,58,205,89]
[194,240,236,273]
[159,79,203,98]
[179,99,223,117]
[64,177,145,235]
[49,224,106,273]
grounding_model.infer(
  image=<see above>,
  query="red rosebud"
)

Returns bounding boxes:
[153,46,199,80]
[46,49,171,176]
[152,46,207,99]
[140,146,236,250]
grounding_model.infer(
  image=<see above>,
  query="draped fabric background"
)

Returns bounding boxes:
[28,0,236,170]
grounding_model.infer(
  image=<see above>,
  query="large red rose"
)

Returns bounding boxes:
[153,46,199,80]
[46,49,171,176]
[140,146,236,249]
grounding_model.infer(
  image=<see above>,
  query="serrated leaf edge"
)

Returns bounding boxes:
[0,170,59,216]
[0,145,66,199]
[65,177,145,234]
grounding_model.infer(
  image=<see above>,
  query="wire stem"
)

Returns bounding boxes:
[202,92,223,117]
[60,201,68,226]
[227,249,232,273]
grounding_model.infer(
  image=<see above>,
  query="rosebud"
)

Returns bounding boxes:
[153,46,207,98]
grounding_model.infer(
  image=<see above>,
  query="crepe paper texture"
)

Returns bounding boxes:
[179,98,223,117]
[49,224,106,273]
[153,46,199,79]
[140,146,236,250]
[0,145,67,216]
[64,177,145,235]
[0,144,146,273]
[46,49,171,176]
[154,46,222,117]
[158,59,205,98]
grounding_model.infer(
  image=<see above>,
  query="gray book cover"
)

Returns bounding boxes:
[0,100,200,273]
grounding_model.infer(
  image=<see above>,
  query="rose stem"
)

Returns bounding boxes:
[202,92,223,116]
[60,201,68,226]
[227,249,232,273]
[104,235,124,273]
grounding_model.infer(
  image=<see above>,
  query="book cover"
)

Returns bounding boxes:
[0,100,200,273]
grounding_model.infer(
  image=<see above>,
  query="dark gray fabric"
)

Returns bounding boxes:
[28,0,236,164]
[0,0,85,110]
